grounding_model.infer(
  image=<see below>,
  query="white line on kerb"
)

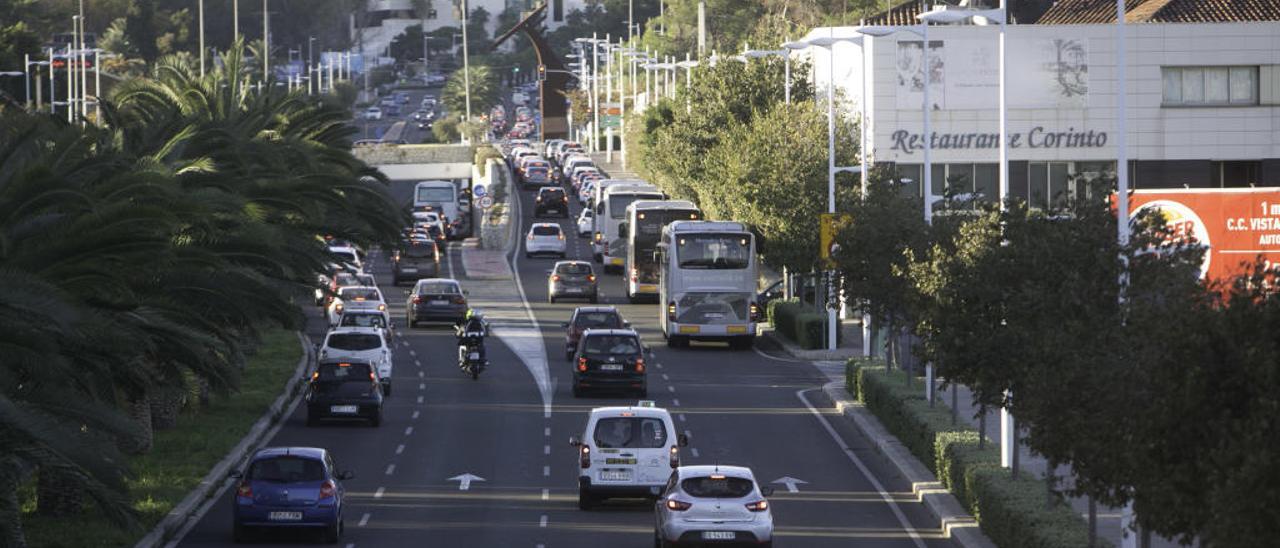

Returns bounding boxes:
[797,388,927,548]
[384,464,395,475]
[395,444,405,455]
[404,426,414,436]
[374,487,385,498]
[358,513,370,527]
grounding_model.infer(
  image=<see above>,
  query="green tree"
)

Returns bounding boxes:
[126,0,159,61]
[442,63,499,117]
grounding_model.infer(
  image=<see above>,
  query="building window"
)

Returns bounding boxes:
[1211,160,1262,188]
[1027,162,1070,209]
[1162,66,1258,106]
[895,163,998,209]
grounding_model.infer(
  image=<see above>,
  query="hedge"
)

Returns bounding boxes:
[847,360,1105,548]
[769,299,842,349]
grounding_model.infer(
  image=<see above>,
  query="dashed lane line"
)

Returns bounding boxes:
[396,444,405,455]
[417,395,425,404]
[543,465,551,477]
[678,414,686,422]
[544,426,551,437]
[540,515,548,528]
[412,410,420,420]
[419,382,426,390]
[358,513,370,527]
[691,448,700,458]
[672,398,681,407]
[662,374,669,381]
[541,488,550,501]
[404,426,414,436]
[385,464,396,475]
[374,487,385,499]
[543,445,550,455]
[667,386,676,393]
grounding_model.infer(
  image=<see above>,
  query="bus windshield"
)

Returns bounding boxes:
[676,233,751,269]
[416,186,455,202]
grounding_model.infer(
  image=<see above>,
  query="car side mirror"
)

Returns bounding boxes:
[229,470,243,479]
[678,433,689,447]
[761,486,775,497]
[337,470,355,480]
[568,436,581,447]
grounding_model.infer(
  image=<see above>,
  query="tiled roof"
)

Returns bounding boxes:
[864,0,926,26]
[1038,0,1280,24]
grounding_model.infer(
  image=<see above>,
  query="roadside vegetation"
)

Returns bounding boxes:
[0,45,401,548]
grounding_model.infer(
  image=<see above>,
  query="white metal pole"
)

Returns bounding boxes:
[826,31,838,352]
[233,0,239,41]
[1116,0,1135,543]
[461,0,472,125]
[66,44,73,123]
[94,50,100,120]
[996,0,1013,455]
[783,52,791,105]
[78,2,87,121]
[199,0,206,76]
[697,1,706,56]
[47,48,54,114]
[24,53,31,108]
[922,23,933,224]
[263,0,270,80]
[592,36,600,152]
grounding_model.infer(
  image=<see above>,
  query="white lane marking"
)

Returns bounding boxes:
[404,426,414,436]
[684,430,692,438]
[678,414,686,422]
[505,187,555,419]
[418,371,424,378]
[445,242,456,280]
[672,398,681,407]
[419,382,426,390]
[540,515,548,528]
[656,362,664,369]
[772,476,808,493]
[415,359,422,367]
[345,543,355,548]
[449,473,485,490]
[541,488,549,500]
[543,465,551,477]
[662,374,669,381]
[374,487,386,498]
[691,448,700,458]
[396,444,405,455]
[385,464,396,475]
[417,395,425,404]
[544,426,551,437]
[543,445,550,455]
[667,386,676,393]
[412,410,420,420]
[409,349,417,357]
[797,388,927,548]
[358,513,370,527]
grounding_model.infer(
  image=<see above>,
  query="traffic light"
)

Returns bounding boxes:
[537,64,546,82]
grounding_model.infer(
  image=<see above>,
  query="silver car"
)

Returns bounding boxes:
[525,223,567,259]
[547,261,598,303]
[654,465,774,548]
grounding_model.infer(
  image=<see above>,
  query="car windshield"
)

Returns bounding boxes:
[330,250,358,264]
[681,476,755,498]
[676,233,751,269]
[403,244,436,258]
[582,334,640,355]
[608,193,662,219]
[532,226,561,237]
[417,281,460,295]
[574,312,620,328]
[416,186,454,202]
[557,264,592,275]
[593,417,667,449]
[326,333,382,351]
[339,314,386,329]
[248,456,326,483]
[339,288,379,301]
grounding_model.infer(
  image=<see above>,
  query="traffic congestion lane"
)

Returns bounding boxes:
[354,86,444,143]
[507,170,958,547]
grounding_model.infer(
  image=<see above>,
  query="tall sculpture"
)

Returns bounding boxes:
[492,3,571,141]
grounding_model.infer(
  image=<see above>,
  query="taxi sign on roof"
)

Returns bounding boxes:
[637,400,656,408]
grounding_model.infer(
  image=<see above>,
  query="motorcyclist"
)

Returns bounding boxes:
[455,309,489,364]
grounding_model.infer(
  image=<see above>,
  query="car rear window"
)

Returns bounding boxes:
[339,314,387,329]
[340,288,379,301]
[541,189,565,198]
[317,361,374,379]
[681,476,755,498]
[331,250,358,264]
[326,334,382,351]
[248,456,326,482]
[574,312,620,328]
[417,281,460,295]
[403,244,437,258]
[593,417,668,449]
[557,263,592,275]
[532,226,561,236]
[582,334,640,355]
[335,273,359,286]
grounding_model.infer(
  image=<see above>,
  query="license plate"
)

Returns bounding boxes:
[600,363,623,371]
[330,405,358,414]
[401,267,417,273]
[605,458,637,465]
[727,325,748,334]
[599,470,632,481]
[705,313,725,319]
[638,284,657,292]
[429,299,449,306]
[564,287,582,293]
[679,326,701,334]
[269,511,303,521]
[702,531,735,540]
[610,258,624,265]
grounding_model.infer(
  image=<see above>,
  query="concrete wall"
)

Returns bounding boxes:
[353,143,475,166]
[479,159,514,251]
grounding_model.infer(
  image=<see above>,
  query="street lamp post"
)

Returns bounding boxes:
[199,0,206,76]
[263,0,270,80]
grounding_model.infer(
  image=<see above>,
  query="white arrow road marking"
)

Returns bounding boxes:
[771,476,808,493]
[448,473,486,491]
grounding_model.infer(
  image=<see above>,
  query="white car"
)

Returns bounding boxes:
[576,208,595,237]
[654,465,775,547]
[318,326,395,395]
[336,309,394,342]
[327,286,388,327]
[328,245,364,273]
[525,223,567,258]
[569,401,688,510]
[364,106,383,120]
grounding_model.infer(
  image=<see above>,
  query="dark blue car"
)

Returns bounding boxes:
[231,447,352,543]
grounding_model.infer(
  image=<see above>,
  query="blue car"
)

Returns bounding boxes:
[231,447,353,543]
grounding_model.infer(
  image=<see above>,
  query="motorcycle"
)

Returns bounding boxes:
[457,338,487,380]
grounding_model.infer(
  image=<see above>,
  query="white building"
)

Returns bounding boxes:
[796,9,1280,207]
[353,0,587,64]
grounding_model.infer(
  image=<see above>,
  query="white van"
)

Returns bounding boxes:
[568,401,689,510]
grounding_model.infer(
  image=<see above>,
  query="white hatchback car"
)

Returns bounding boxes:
[525,223,567,259]
[569,402,688,510]
[653,465,775,548]
[327,286,388,327]
[318,327,395,396]
[576,208,595,237]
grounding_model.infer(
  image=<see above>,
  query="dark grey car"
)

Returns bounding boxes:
[548,261,598,303]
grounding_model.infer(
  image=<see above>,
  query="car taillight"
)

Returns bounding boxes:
[594,232,602,242]
[669,446,680,468]
[335,303,344,313]
[236,482,253,499]
[665,499,692,511]
[319,480,336,500]
[528,234,535,240]
[579,445,591,468]
[667,302,677,322]
[745,500,769,512]
[749,302,761,322]
[453,296,466,305]
[635,358,645,373]
[587,274,596,282]
[552,275,561,282]
[378,304,387,311]
[558,233,565,241]
[412,295,422,304]
[370,371,377,381]
[577,357,588,372]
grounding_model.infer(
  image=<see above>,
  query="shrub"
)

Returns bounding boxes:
[768,299,801,335]
[474,145,502,177]
[794,311,841,349]
[851,362,1104,548]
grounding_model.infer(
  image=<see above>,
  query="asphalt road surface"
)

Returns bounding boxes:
[354,86,445,144]
[173,161,958,548]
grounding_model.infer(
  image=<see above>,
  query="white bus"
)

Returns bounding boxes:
[593,183,663,272]
[657,221,760,349]
[624,200,700,303]
[413,180,473,238]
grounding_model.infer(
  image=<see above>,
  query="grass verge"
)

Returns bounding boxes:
[21,328,303,548]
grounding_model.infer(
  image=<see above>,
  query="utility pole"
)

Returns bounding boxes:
[233,0,239,42]
[461,0,472,127]
[79,0,87,121]
[698,1,706,56]
[262,0,270,81]
[199,0,205,76]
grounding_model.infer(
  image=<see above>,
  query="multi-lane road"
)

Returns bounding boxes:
[174,148,957,547]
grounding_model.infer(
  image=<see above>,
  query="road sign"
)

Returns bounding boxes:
[820,213,852,268]
[472,184,487,198]
[478,195,495,209]
[448,473,485,491]
[771,476,808,493]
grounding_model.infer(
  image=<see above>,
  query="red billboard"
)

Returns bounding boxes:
[1128,188,1280,282]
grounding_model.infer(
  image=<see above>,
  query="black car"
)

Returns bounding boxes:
[406,278,468,327]
[305,359,384,427]
[392,242,441,285]
[535,187,570,218]
[572,329,646,398]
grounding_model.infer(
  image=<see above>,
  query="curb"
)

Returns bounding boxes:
[133,331,314,548]
[820,381,997,548]
[759,330,865,362]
